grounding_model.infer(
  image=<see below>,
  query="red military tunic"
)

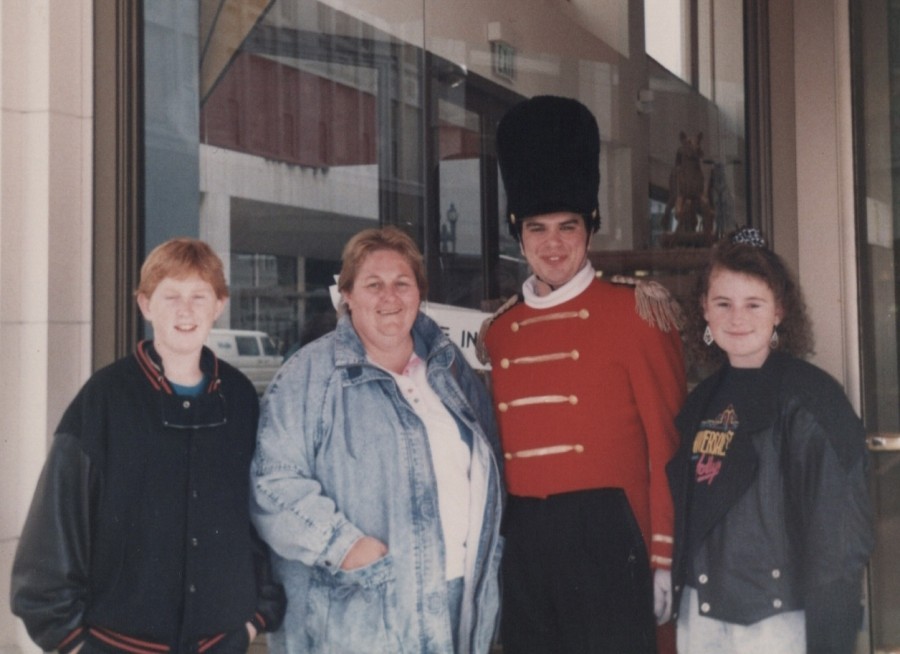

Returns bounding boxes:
[485,276,685,569]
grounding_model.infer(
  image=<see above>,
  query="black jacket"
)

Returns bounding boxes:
[11,342,286,654]
[667,352,873,653]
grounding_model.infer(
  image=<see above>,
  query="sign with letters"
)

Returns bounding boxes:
[421,302,491,371]
[491,41,516,81]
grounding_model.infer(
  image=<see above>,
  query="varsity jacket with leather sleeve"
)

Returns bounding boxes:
[10,342,286,654]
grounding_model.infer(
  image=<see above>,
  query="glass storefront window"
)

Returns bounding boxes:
[852,0,900,649]
[645,0,690,81]
[435,99,485,307]
[197,1,425,353]
[143,0,747,377]
[647,0,746,248]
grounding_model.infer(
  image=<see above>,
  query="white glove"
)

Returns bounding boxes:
[653,568,673,625]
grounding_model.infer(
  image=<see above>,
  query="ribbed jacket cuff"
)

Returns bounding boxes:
[650,533,674,569]
[57,627,86,654]
[249,612,267,634]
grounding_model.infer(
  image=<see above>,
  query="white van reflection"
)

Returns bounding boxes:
[205,329,282,395]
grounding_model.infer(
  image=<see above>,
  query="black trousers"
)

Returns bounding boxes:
[499,489,657,654]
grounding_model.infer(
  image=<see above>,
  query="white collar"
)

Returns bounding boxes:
[522,262,595,309]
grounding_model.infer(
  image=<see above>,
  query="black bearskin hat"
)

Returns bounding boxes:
[496,95,601,239]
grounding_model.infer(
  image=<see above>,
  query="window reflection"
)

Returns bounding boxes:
[197,2,423,356]
[436,100,485,308]
[645,0,689,80]
[645,0,746,252]
[144,0,748,367]
[852,0,900,650]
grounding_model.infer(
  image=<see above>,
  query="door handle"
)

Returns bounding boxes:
[867,433,900,451]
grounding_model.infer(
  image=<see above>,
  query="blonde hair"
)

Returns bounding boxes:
[337,227,427,298]
[135,238,229,300]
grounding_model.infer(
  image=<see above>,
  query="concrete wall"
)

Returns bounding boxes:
[0,2,93,652]
[773,0,862,405]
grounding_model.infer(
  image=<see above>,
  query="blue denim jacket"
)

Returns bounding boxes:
[251,312,503,654]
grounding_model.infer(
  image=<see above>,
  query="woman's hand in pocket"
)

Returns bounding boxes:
[340,536,388,570]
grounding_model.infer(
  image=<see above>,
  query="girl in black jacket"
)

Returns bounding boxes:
[667,228,873,653]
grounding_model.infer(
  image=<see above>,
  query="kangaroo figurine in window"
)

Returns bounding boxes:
[663,131,715,241]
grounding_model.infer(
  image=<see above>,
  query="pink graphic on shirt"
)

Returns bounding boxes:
[695,453,722,484]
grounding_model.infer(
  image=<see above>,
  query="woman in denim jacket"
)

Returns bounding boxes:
[250,227,504,654]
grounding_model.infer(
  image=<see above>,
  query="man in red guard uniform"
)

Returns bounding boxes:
[480,96,686,653]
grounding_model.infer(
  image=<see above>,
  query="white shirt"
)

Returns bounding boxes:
[522,260,595,309]
[387,353,472,580]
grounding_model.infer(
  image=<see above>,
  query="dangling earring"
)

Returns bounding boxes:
[770,327,779,349]
[703,325,714,346]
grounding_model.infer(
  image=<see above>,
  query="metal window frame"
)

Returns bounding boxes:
[93,0,144,369]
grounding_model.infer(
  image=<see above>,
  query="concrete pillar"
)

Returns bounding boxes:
[0,2,93,652]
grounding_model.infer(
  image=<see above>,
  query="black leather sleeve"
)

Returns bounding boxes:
[249,524,287,633]
[10,432,94,652]
[783,380,873,653]
[804,575,865,654]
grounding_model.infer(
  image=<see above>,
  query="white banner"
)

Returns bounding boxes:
[421,301,491,371]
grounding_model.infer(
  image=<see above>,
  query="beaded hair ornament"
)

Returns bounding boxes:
[730,226,767,248]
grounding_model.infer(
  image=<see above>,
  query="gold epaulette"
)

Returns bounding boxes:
[475,294,521,366]
[609,275,684,333]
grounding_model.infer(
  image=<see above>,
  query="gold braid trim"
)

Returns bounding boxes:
[497,394,578,412]
[476,294,520,365]
[504,444,585,460]
[610,275,684,333]
[501,350,579,368]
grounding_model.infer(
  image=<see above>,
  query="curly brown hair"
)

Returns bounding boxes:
[684,230,814,367]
